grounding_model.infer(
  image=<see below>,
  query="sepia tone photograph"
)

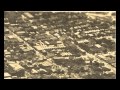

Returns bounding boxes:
[4,11,116,79]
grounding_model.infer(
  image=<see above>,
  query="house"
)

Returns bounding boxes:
[31,69,39,74]
[44,41,50,45]
[4,72,12,79]
[23,12,34,19]
[16,31,26,36]
[39,60,53,67]
[95,44,106,52]
[95,44,102,48]
[54,33,60,38]
[24,37,31,41]
[31,26,38,29]
[57,41,63,44]
[61,52,72,56]
[20,46,33,52]
[34,45,43,51]
[89,46,102,54]
[4,50,11,55]
[7,63,25,77]
[4,29,10,34]
[53,57,69,60]
[77,39,89,44]
[79,49,86,55]
[7,35,15,39]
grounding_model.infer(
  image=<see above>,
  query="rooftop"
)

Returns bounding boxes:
[8,63,24,71]
[4,72,11,77]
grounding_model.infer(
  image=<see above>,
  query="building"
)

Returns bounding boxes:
[23,12,34,19]
[4,72,12,79]
[7,63,25,77]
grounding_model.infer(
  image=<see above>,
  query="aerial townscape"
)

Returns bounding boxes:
[4,11,116,79]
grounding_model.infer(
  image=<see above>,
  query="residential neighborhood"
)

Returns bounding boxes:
[4,11,116,79]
